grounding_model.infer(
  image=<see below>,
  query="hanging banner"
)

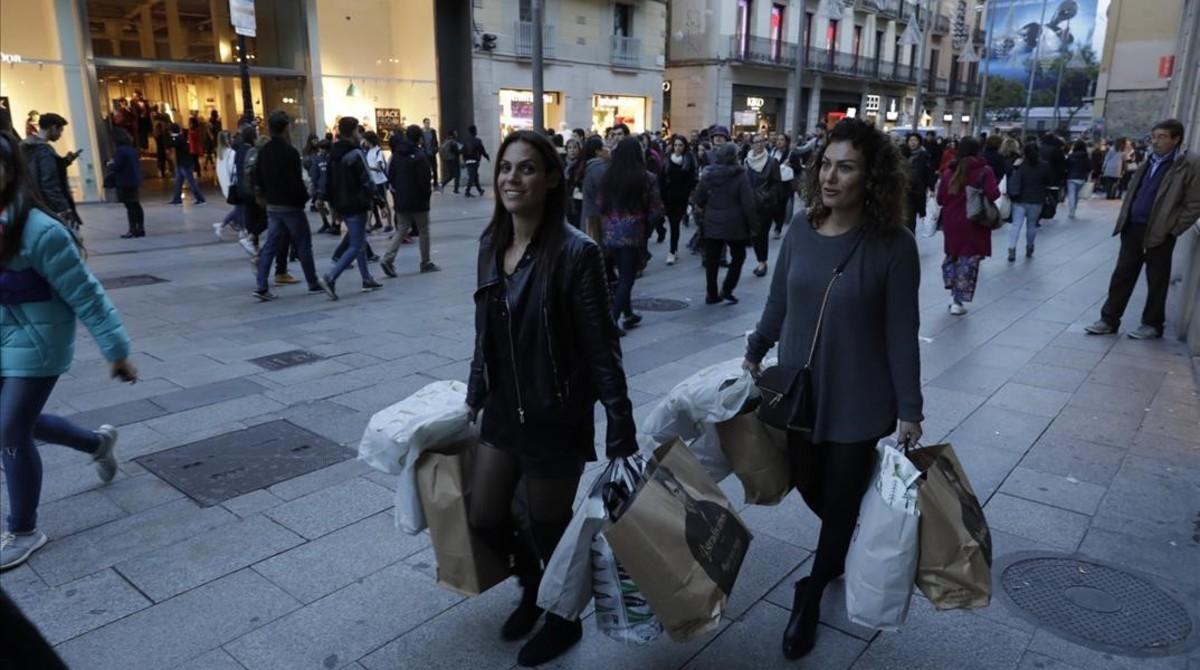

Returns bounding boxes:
[229,0,256,37]
[981,0,1104,84]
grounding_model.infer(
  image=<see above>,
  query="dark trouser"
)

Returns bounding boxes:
[171,165,206,203]
[256,209,317,291]
[1099,225,1176,333]
[788,432,877,599]
[427,153,439,187]
[609,246,640,322]
[117,187,144,235]
[752,220,769,264]
[703,239,747,298]
[666,202,687,254]
[465,162,483,196]
[441,159,460,191]
[276,236,291,276]
[1,376,101,533]
[326,213,373,283]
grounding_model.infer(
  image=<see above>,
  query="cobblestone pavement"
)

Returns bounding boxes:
[2,181,1198,670]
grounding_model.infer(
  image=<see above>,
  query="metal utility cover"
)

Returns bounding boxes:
[997,551,1199,657]
[135,420,352,506]
[631,297,690,312]
[248,349,325,371]
[100,274,168,289]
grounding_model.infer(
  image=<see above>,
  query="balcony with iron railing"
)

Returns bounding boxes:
[728,35,798,68]
[933,13,951,33]
[930,76,950,94]
[878,0,901,18]
[514,21,555,58]
[859,0,882,12]
[611,34,641,68]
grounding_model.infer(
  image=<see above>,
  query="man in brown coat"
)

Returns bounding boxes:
[1086,119,1200,339]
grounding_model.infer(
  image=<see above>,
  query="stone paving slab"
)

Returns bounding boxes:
[5,568,151,646]
[14,194,1199,669]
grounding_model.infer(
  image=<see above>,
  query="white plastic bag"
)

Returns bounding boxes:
[538,457,662,645]
[356,380,473,534]
[995,177,1012,220]
[918,194,941,238]
[844,438,922,631]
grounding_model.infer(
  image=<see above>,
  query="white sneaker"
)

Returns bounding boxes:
[94,425,119,483]
[666,253,677,266]
[213,222,223,239]
[949,302,967,316]
[0,530,48,570]
[238,237,257,256]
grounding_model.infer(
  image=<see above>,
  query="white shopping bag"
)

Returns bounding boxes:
[918,194,941,238]
[995,177,1013,220]
[592,533,663,645]
[844,438,922,631]
[356,380,474,534]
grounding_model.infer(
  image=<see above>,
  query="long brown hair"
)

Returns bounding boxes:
[482,131,568,275]
[948,137,982,195]
[802,118,908,235]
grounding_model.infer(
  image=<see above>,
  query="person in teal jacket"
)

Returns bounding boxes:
[0,130,138,570]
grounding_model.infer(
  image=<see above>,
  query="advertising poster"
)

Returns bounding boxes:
[374,107,404,139]
[981,0,1107,84]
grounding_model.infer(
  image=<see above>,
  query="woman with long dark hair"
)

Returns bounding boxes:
[742,119,923,660]
[901,133,934,233]
[937,136,1000,314]
[597,137,663,333]
[0,130,138,570]
[566,137,599,228]
[466,130,638,667]
[1007,142,1053,261]
[692,143,757,303]
[744,133,781,277]
[108,128,145,239]
[659,134,697,265]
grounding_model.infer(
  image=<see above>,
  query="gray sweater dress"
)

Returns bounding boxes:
[745,213,924,444]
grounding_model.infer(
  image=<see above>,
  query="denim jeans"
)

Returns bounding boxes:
[256,209,318,291]
[326,212,372,283]
[465,162,483,196]
[170,164,206,203]
[221,204,243,229]
[609,246,640,322]
[1008,201,1042,250]
[1,376,101,533]
[1066,179,1086,216]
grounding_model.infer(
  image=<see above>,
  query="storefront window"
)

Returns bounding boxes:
[591,95,646,135]
[499,89,563,139]
[732,87,785,136]
[315,0,437,137]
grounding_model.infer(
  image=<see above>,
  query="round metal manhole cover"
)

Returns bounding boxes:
[1000,555,1197,656]
[630,298,689,312]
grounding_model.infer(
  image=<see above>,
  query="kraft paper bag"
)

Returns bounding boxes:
[715,409,791,505]
[415,439,510,596]
[906,443,993,610]
[604,439,753,642]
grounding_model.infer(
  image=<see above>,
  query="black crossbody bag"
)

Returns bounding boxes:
[756,229,865,433]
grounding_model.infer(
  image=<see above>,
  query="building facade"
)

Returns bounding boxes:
[469,0,668,145]
[1092,0,1186,141]
[664,0,986,139]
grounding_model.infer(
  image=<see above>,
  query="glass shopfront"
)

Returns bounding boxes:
[732,85,786,136]
[591,94,647,134]
[499,89,563,139]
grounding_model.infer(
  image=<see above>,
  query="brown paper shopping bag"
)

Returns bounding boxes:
[715,410,791,505]
[415,440,510,596]
[906,443,993,610]
[604,439,753,642]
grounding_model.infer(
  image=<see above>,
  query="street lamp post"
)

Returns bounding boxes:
[531,0,545,134]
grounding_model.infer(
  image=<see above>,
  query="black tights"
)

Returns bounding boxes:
[788,433,877,598]
[467,443,581,582]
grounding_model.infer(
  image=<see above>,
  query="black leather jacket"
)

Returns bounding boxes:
[20,137,74,215]
[467,223,638,459]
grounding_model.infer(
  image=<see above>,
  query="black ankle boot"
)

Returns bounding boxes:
[782,577,820,660]
[517,614,582,667]
[502,572,544,640]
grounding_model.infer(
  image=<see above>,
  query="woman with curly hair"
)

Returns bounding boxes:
[742,118,924,660]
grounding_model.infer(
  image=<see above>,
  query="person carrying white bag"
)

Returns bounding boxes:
[844,438,923,630]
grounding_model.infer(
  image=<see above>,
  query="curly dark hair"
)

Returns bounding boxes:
[802,118,908,236]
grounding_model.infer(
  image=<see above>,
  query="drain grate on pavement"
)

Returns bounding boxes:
[135,420,352,506]
[248,349,325,371]
[631,298,690,312]
[998,552,1199,657]
[100,274,168,289]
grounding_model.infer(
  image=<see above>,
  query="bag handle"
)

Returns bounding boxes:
[803,229,865,369]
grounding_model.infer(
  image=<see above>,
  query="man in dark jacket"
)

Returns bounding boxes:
[251,111,324,301]
[320,116,381,300]
[1039,133,1068,216]
[382,125,438,276]
[421,118,439,190]
[167,122,207,205]
[691,143,758,303]
[461,125,490,197]
[20,113,80,226]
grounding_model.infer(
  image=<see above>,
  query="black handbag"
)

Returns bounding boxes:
[756,229,865,433]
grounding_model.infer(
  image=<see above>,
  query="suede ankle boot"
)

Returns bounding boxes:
[517,614,583,667]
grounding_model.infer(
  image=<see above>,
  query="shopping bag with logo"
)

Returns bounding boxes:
[537,456,663,647]
[604,439,753,642]
[714,397,791,505]
[905,443,993,610]
[415,439,510,596]
[844,438,922,630]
